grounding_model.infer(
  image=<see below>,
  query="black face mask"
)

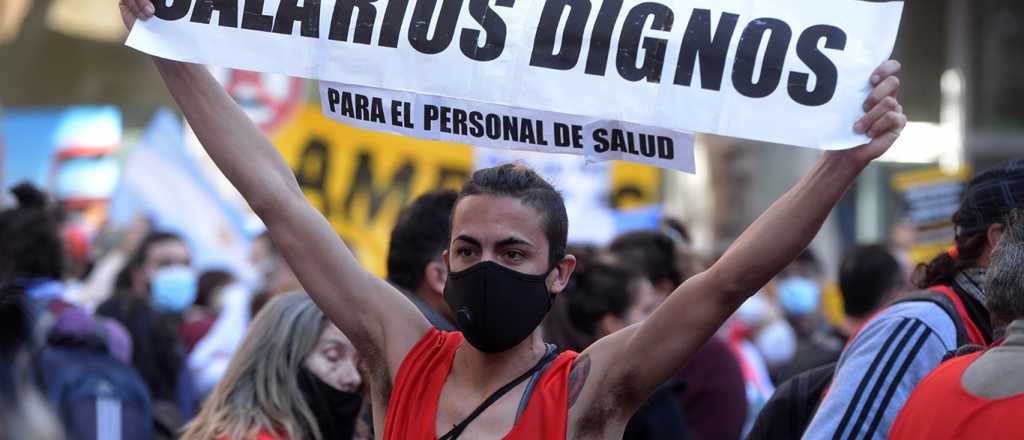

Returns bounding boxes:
[297,367,363,440]
[443,260,554,353]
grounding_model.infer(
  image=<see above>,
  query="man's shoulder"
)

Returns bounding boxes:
[866,299,958,334]
[846,299,959,359]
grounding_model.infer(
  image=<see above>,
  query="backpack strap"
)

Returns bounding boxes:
[823,285,987,400]
[890,286,986,347]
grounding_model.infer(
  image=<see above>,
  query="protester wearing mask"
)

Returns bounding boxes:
[561,259,687,439]
[730,293,788,429]
[771,251,829,371]
[806,159,1024,440]
[775,245,907,383]
[182,293,364,440]
[247,230,300,294]
[608,230,748,440]
[122,5,906,435]
[386,190,459,331]
[97,231,197,438]
[747,245,910,440]
[888,209,1024,439]
[773,251,825,328]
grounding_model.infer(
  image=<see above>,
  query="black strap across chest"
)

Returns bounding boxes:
[439,345,558,440]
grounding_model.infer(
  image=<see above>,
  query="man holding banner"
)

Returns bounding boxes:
[120,1,906,438]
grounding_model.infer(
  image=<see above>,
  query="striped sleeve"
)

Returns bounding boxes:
[803,302,957,440]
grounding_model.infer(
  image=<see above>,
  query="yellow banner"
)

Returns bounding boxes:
[610,161,662,210]
[890,165,972,264]
[273,107,473,275]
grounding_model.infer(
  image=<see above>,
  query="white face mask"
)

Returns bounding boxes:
[736,293,772,326]
[777,276,821,317]
[754,319,797,367]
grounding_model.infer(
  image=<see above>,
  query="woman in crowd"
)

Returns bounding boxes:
[181,292,364,440]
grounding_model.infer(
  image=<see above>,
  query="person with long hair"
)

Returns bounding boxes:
[805,159,1024,440]
[182,292,363,440]
[887,209,1024,439]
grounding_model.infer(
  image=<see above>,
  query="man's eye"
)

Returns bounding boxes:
[505,250,524,260]
[457,248,475,257]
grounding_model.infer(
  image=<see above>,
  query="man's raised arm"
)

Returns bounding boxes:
[122,4,430,376]
[580,61,907,411]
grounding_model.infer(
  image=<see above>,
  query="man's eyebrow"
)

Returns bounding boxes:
[496,236,534,248]
[454,235,482,247]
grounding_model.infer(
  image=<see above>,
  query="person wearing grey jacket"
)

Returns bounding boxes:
[804,159,1024,440]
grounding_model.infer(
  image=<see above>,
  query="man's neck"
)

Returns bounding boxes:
[416,286,455,324]
[452,332,548,394]
[840,317,864,337]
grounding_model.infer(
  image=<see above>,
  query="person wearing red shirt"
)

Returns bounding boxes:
[119,2,907,437]
[889,209,1024,440]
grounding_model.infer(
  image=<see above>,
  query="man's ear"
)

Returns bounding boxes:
[988,223,1006,249]
[424,259,447,297]
[547,254,577,294]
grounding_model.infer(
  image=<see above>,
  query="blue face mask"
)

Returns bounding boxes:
[777,276,821,317]
[151,266,198,312]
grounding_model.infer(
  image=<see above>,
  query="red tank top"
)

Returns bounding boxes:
[383,328,579,439]
[889,351,1024,440]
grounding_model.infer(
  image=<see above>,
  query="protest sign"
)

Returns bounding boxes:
[891,166,972,264]
[125,0,903,171]
[318,82,695,172]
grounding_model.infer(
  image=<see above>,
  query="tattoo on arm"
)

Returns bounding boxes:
[567,354,591,409]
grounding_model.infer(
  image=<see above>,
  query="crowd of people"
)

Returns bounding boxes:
[0,0,1021,439]
[5,152,1023,440]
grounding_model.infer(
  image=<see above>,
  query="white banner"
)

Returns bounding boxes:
[126,0,904,168]
[319,81,695,171]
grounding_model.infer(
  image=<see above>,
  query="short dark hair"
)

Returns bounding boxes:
[0,183,65,281]
[608,230,682,286]
[195,269,235,308]
[130,231,187,271]
[567,262,642,339]
[386,190,458,291]
[456,164,568,267]
[839,244,903,318]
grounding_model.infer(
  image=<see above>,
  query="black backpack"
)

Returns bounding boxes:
[745,288,984,440]
[36,346,154,440]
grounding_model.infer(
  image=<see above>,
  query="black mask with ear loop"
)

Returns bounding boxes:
[296,367,363,440]
[443,261,555,353]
